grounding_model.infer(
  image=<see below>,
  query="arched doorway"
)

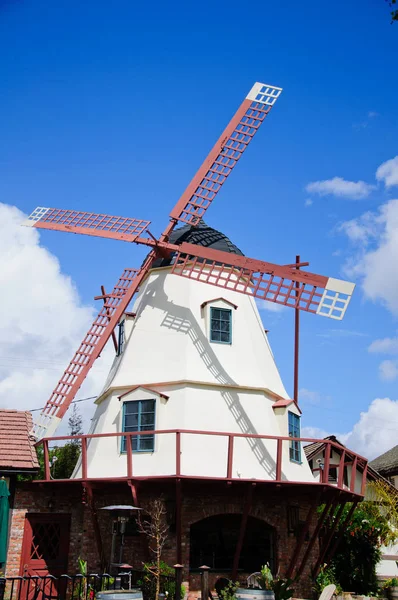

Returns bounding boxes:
[190,514,275,572]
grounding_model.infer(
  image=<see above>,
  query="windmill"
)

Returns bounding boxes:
[23,81,355,440]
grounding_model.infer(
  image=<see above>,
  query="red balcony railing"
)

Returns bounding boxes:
[35,430,368,497]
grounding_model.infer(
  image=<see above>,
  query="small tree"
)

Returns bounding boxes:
[68,403,83,439]
[138,497,169,600]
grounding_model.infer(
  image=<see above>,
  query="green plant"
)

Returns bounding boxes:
[382,578,398,589]
[257,564,273,590]
[314,564,341,595]
[328,501,396,595]
[271,578,294,600]
[220,581,239,600]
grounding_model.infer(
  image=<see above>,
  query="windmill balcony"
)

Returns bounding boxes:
[34,430,368,499]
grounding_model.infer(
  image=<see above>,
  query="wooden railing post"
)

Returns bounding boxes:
[227,435,234,479]
[337,450,345,488]
[361,462,368,496]
[200,565,210,600]
[81,437,88,480]
[350,455,358,492]
[323,443,331,484]
[126,434,133,478]
[276,438,282,481]
[43,440,50,481]
[173,564,184,600]
[176,432,181,477]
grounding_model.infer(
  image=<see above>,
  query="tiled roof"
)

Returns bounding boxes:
[304,435,342,460]
[369,445,398,476]
[0,410,39,472]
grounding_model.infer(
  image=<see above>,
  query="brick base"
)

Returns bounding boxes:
[6,481,321,598]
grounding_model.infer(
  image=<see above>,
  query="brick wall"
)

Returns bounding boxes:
[6,481,320,598]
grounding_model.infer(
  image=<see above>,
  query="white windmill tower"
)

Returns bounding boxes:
[23,82,366,589]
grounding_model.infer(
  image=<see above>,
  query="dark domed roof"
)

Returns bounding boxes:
[153,221,244,268]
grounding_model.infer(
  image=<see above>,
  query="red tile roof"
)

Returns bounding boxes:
[0,410,39,472]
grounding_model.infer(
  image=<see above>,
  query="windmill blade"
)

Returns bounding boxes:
[171,242,355,320]
[23,207,151,243]
[168,82,282,227]
[33,256,155,440]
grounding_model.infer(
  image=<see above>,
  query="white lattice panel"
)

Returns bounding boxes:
[316,278,355,320]
[246,82,283,106]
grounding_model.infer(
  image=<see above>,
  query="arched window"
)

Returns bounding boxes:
[189,514,275,572]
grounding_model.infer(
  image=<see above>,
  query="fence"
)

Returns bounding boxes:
[0,571,177,600]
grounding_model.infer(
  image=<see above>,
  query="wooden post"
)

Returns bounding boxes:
[126,434,133,478]
[323,443,331,484]
[176,432,181,477]
[313,499,345,576]
[337,450,345,488]
[200,566,210,600]
[81,437,88,480]
[276,438,282,481]
[227,435,234,479]
[173,564,184,600]
[43,440,50,481]
[176,479,182,564]
[350,456,358,492]
[294,255,300,404]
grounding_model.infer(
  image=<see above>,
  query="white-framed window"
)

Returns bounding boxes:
[121,399,155,452]
[210,307,232,344]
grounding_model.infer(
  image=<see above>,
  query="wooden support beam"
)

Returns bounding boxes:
[294,496,333,580]
[227,435,234,479]
[231,483,255,580]
[276,439,282,482]
[313,498,345,577]
[128,480,139,506]
[176,479,182,564]
[350,456,358,492]
[285,491,321,580]
[324,499,358,565]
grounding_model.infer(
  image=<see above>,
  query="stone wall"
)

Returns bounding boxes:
[6,481,320,598]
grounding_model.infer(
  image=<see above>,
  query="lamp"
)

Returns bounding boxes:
[100,505,142,571]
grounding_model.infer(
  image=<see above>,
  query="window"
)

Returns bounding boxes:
[122,399,155,452]
[210,307,232,344]
[288,411,301,463]
[117,320,125,356]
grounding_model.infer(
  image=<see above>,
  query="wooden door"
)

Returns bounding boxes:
[20,513,71,600]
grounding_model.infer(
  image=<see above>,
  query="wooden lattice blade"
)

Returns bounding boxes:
[172,242,355,320]
[33,258,154,440]
[23,207,151,243]
[168,82,282,227]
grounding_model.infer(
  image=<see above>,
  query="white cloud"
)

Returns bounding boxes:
[379,360,398,381]
[304,198,313,207]
[376,156,398,188]
[306,177,375,200]
[368,335,398,354]
[299,388,321,405]
[256,299,286,313]
[368,111,379,119]
[303,398,398,460]
[0,203,113,434]
[339,199,398,315]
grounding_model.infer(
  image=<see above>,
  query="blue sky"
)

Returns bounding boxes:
[1,0,397,457]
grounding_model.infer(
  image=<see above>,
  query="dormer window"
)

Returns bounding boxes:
[117,320,125,356]
[210,307,232,344]
[122,399,155,452]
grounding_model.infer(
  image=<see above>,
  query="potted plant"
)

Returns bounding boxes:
[237,565,275,600]
[382,578,398,600]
